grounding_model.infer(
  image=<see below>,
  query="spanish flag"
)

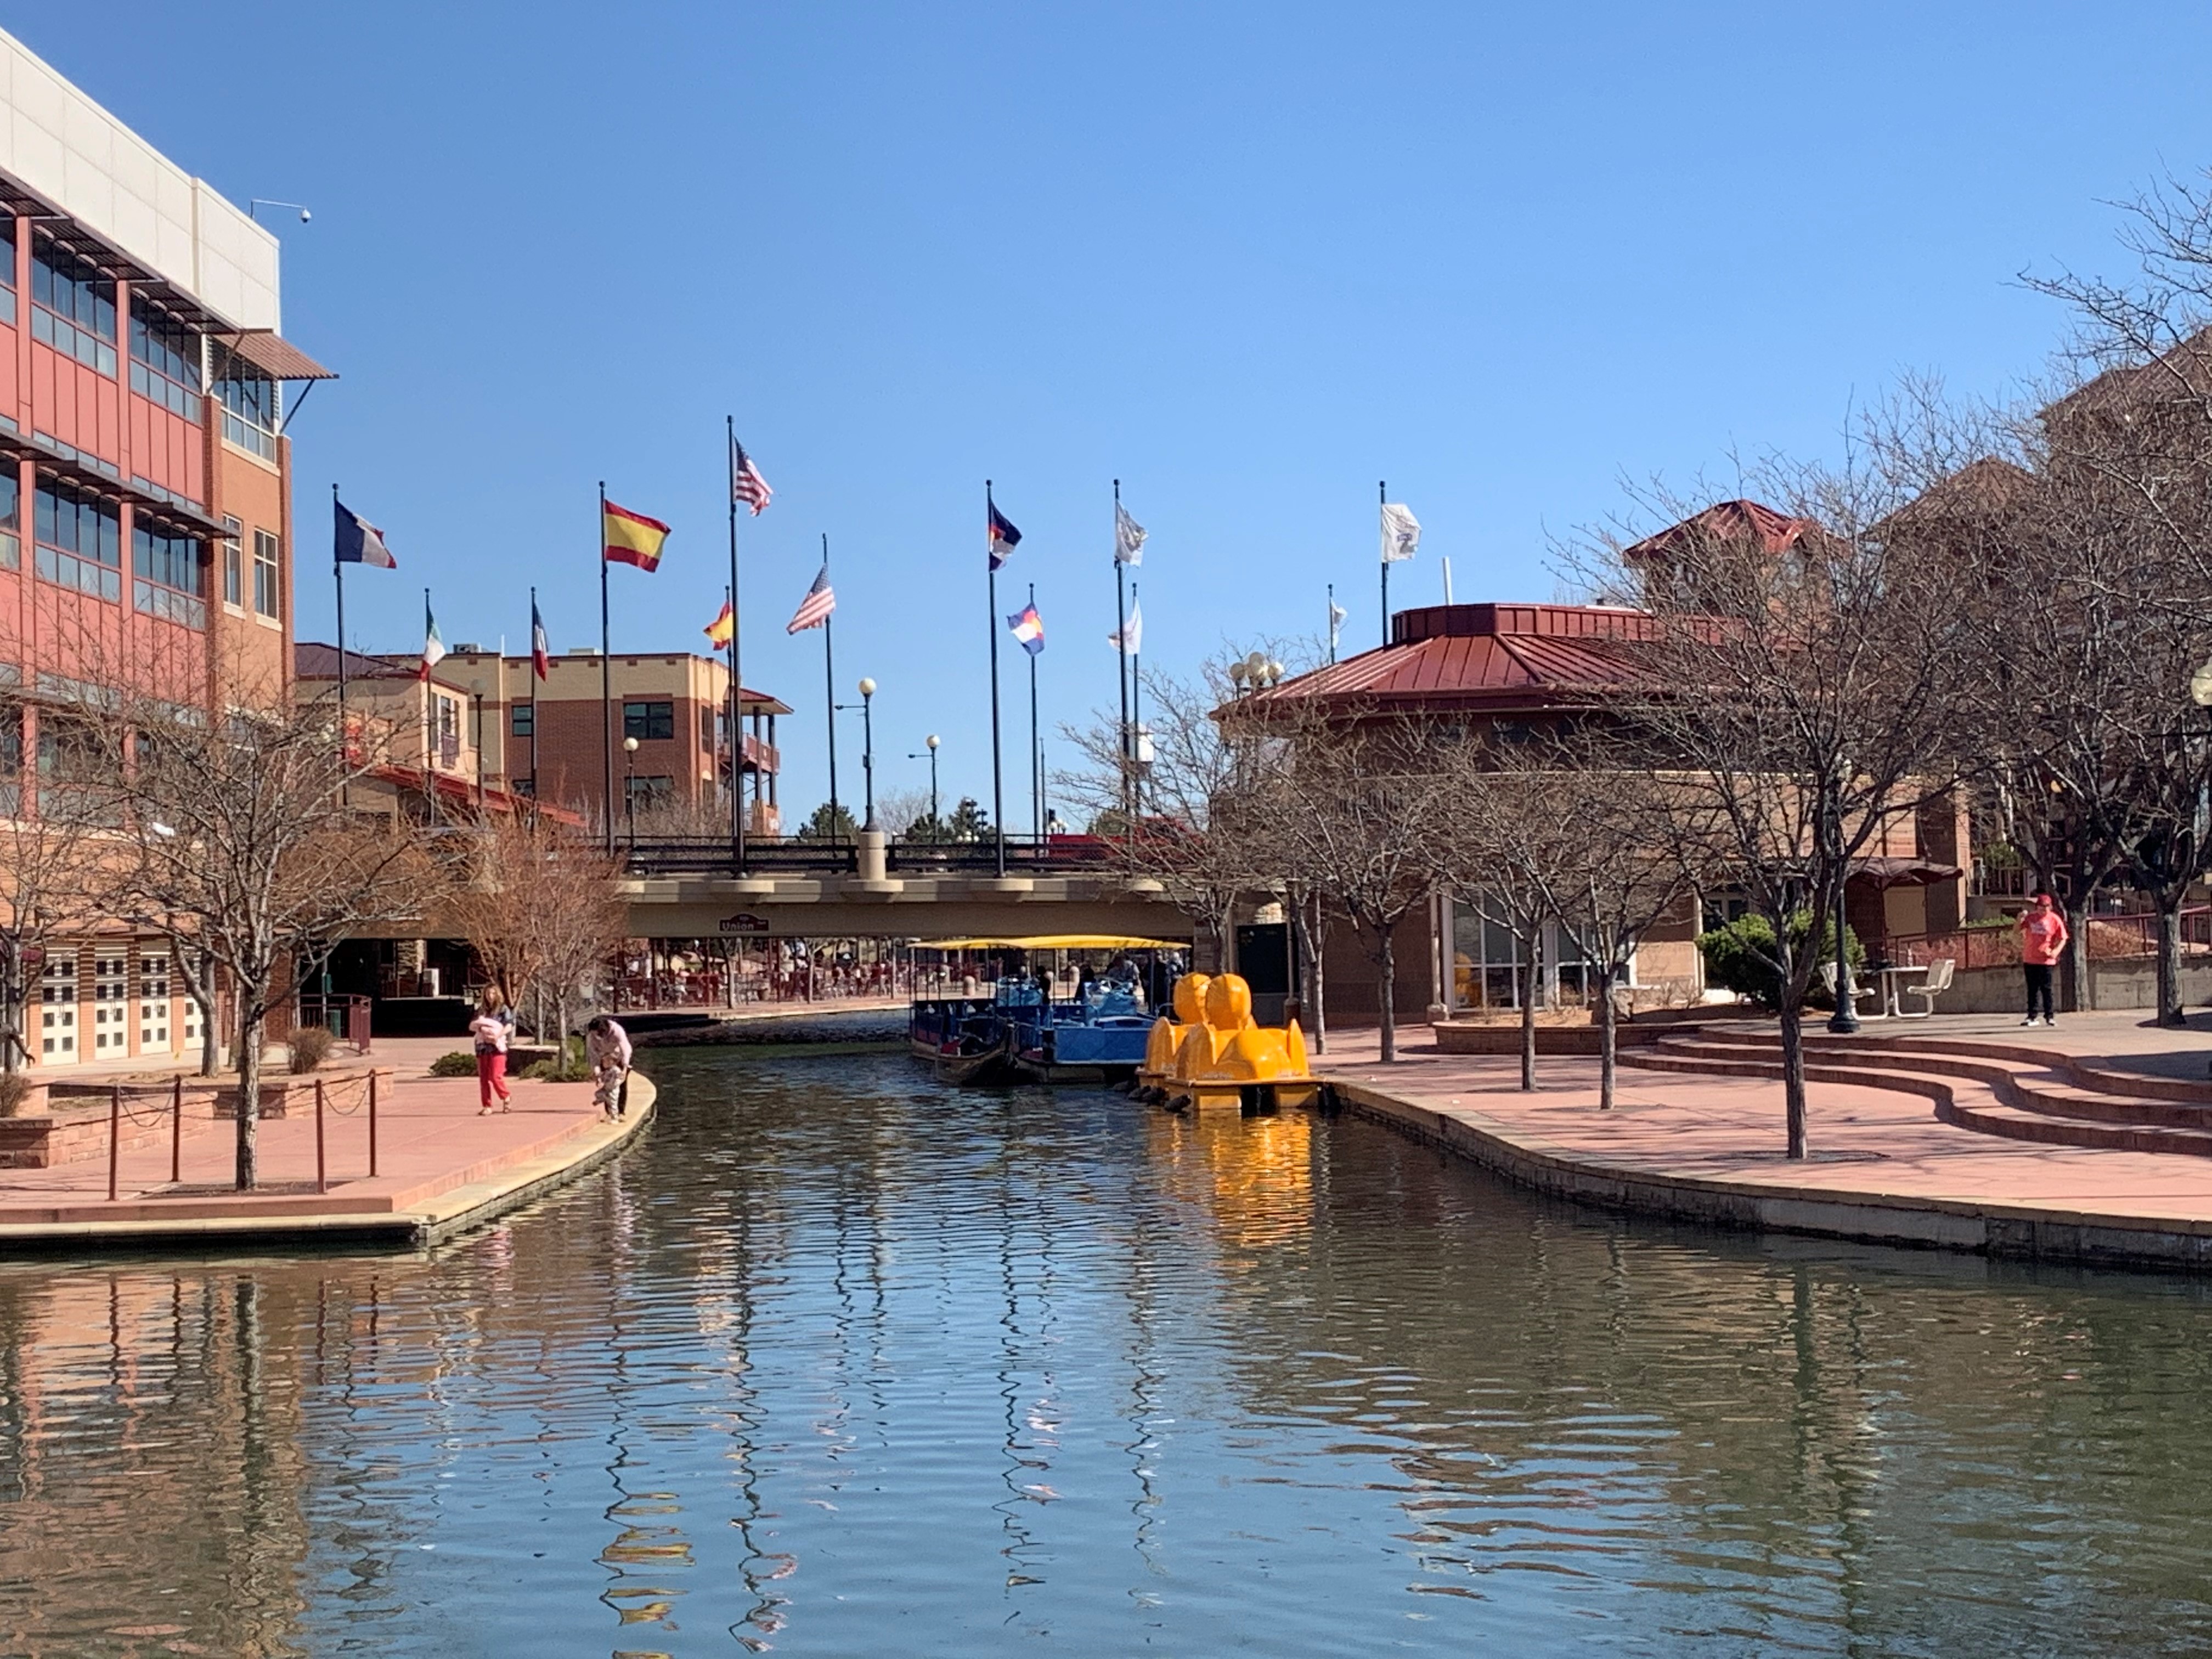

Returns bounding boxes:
[603,500,670,572]
[704,597,734,648]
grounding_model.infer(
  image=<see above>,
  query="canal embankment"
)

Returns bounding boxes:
[0,1036,654,1251]
[1315,1014,2212,1272]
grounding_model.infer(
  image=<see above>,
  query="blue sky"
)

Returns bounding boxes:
[33,3,2212,822]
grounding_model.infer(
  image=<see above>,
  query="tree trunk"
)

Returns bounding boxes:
[1518,928,1538,1092]
[1777,995,1808,1159]
[1376,927,1398,1063]
[234,1006,262,1190]
[2158,900,2186,1028]
[2064,899,2094,1014]
[1307,896,1329,1056]
[0,955,21,1075]
[1596,966,1618,1110]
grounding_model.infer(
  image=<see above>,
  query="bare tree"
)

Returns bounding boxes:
[1581,449,1978,1159]
[0,725,112,1073]
[1429,758,1558,1091]
[101,698,441,1189]
[445,810,628,1039]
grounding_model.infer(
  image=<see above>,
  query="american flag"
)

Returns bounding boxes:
[785,563,836,633]
[731,436,772,515]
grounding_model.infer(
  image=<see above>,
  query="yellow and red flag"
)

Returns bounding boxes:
[603,500,670,572]
[704,597,734,648]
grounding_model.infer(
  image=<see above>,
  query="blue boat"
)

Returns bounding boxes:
[908,937,1182,1086]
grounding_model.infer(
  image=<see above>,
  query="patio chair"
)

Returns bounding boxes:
[1820,962,1878,1018]
[1899,957,1955,1018]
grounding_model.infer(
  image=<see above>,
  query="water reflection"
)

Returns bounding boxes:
[1,1053,2211,1655]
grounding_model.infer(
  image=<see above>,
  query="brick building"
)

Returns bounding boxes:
[0,27,325,1068]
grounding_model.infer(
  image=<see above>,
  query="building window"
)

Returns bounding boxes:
[0,217,16,327]
[29,239,116,375]
[212,346,279,460]
[624,775,675,812]
[33,478,120,602]
[433,692,461,769]
[132,521,207,629]
[252,528,280,619]
[0,702,19,817]
[510,702,534,738]
[127,298,202,421]
[623,701,674,742]
[0,471,18,572]
[700,706,715,750]
[222,515,241,607]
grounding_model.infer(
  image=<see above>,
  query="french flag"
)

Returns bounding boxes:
[531,596,551,681]
[334,498,396,568]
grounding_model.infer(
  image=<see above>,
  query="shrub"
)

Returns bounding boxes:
[430,1051,478,1077]
[0,1073,31,1118]
[285,1025,336,1073]
[521,1034,594,1082]
[1698,911,1863,1011]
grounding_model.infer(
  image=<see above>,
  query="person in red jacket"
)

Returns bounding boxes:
[2018,893,2069,1027]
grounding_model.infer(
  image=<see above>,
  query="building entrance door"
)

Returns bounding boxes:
[139,952,171,1053]
[91,953,128,1056]
[38,953,77,1063]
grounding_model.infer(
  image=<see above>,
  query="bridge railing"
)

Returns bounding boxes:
[622,834,1124,878]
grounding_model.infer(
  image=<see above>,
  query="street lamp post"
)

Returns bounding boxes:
[623,735,640,857]
[857,678,877,831]
[469,686,486,814]
[1827,757,1858,1035]
[910,733,940,825]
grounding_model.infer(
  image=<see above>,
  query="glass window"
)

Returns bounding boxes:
[32,479,120,602]
[623,701,674,742]
[132,520,206,629]
[510,702,534,738]
[222,516,241,607]
[0,219,16,327]
[127,298,202,421]
[212,346,279,459]
[29,238,116,375]
[699,706,714,749]
[0,471,16,572]
[0,704,19,775]
[252,529,279,619]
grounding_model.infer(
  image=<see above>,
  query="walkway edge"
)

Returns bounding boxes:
[0,1074,657,1255]
[1326,1077,2212,1273]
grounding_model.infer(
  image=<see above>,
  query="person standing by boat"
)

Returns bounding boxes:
[586,1015,633,1119]
[2018,893,2069,1027]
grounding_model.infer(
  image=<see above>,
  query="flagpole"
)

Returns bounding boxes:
[986,481,1006,878]
[822,532,839,848]
[332,483,348,805]
[528,585,541,800]
[600,482,613,853]
[1378,478,1389,647]
[1327,581,1337,666]
[1113,479,1130,825]
[1027,580,1041,841]
[726,415,746,874]
[1128,579,1142,819]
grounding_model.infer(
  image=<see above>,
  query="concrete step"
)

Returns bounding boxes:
[1627,1033,2212,1157]
[1688,1024,2212,1107]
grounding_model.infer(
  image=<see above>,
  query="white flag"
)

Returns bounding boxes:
[1108,597,1143,655]
[1380,502,1420,564]
[1115,501,1147,566]
[1328,598,1347,650]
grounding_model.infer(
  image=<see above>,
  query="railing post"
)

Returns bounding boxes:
[314,1077,328,1194]
[170,1074,183,1185]
[108,1083,121,1203]
[368,1070,379,1178]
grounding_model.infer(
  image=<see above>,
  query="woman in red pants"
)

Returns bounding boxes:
[470,989,513,1113]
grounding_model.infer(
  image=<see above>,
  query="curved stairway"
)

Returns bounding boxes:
[1623,1025,2212,1155]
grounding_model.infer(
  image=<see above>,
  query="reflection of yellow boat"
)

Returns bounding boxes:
[1135,973,1322,1113]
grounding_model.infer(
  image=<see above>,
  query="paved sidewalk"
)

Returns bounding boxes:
[0,1037,651,1245]
[1311,1017,2212,1268]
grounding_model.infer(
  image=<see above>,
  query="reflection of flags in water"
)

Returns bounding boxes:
[1114,501,1146,566]
[988,501,1023,571]
[1380,501,1420,563]
[786,564,836,633]
[1006,602,1045,656]
[1107,597,1142,654]
[704,597,735,647]
[531,596,551,680]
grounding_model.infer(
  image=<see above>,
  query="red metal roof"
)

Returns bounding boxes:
[1622,499,1815,562]
[1249,602,1650,713]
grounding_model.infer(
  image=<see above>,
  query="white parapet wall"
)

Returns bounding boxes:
[0,26,279,329]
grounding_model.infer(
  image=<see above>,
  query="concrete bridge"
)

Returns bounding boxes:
[618,833,1194,943]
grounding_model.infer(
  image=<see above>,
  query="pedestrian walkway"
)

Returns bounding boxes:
[1311,1012,2212,1272]
[0,1036,652,1249]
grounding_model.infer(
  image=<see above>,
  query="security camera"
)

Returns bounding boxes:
[298,208,312,223]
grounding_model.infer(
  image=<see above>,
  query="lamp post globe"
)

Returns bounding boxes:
[622,736,640,855]
[857,679,877,830]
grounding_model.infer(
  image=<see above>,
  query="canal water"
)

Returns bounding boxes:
[4,1050,2212,1657]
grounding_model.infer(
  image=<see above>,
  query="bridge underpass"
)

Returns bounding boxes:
[622,868,1193,943]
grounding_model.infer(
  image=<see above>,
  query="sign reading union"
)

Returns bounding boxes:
[716,912,771,935]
